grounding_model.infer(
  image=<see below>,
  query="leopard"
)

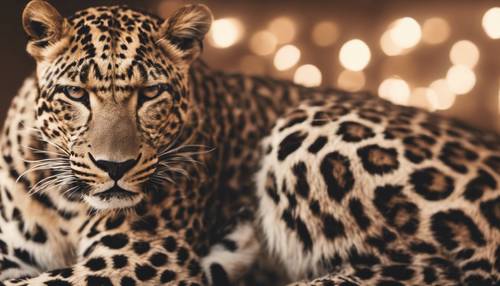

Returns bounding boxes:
[0,1,498,286]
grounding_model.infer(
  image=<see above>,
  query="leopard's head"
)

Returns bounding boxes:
[22,1,212,210]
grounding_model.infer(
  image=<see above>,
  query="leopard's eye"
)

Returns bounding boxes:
[57,85,89,102]
[139,84,171,99]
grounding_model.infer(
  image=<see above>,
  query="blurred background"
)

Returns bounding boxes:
[1,0,499,132]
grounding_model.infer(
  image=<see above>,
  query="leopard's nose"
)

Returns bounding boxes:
[89,153,140,181]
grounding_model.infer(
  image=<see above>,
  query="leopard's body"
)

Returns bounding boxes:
[0,1,498,286]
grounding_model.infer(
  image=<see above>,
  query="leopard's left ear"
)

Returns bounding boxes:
[22,0,66,60]
[157,4,213,66]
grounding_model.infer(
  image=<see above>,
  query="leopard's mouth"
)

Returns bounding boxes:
[94,185,138,200]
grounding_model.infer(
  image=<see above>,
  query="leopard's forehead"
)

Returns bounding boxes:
[46,5,180,99]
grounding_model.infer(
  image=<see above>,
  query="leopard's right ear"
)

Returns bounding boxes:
[22,0,66,60]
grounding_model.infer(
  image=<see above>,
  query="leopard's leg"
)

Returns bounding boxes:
[1,211,206,286]
[201,207,260,285]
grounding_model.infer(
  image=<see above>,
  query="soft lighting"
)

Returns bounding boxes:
[250,31,278,56]
[389,17,422,49]
[294,64,322,87]
[339,39,371,71]
[209,18,243,48]
[428,79,456,110]
[273,45,301,71]
[378,77,411,106]
[337,70,365,91]
[482,7,500,39]
[312,21,339,47]
[380,30,405,56]
[410,88,434,110]
[449,40,480,68]
[446,65,476,95]
[268,17,296,44]
[422,17,450,45]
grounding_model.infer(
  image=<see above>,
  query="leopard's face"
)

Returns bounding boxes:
[23,1,212,210]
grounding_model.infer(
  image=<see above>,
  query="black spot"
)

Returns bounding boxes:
[279,115,308,131]
[149,252,168,267]
[101,233,129,249]
[296,217,313,251]
[322,213,345,240]
[320,151,354,202]
[357,144,399,175]
[132,241,150,255]
[160,270,176,283]
[409,241,436,254]
[120,276,136,286]
[281,210,295,230]
[45,280,72,286]
[410,167,454,201]
[163,236,177,252]
[439,141,478,174]
[337,121,375,143]
[264,171,280,204]
[348,248,380,267]
[464,169,497,201]
[277,131,308,161]
[210,263,230,286]
[86,275,112,286]
[131,215,158,234]
[431,209,486,250]
[177,247,190,266]
[462,259,492,272]
[308,136,328,154]
[112,255,128,269]
[423,267,437,284]
[480,196,500,229]
[485,155,500,174]
[32,224,47,243]
[135,264,157,281]
[188,259,201,276]
[374,185,420,234]
[292,162,309,199]
[84,257,106,271]
[348,198,371,230]
[105,214,125,230]
[382,265,415,280]
[221,239,237,252]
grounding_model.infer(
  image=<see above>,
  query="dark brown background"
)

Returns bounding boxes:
[1,0,499,132]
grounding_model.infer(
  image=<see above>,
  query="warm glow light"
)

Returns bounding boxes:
[410,88,434,110]
[428,79,456,110]
[422,18,450,45]
[209,18,243,48]
[449,40,480,68]
[250,31,278,56]
[380,30,405,56]
[312,21,339,47]
[273,45,301,71]
[294,64,322,87]
[268,17,296,44]
[337,70,366,91]
[446,65,476,95]
[240,55,267,74]
[482,7,500,39]
[389,17,422,49]
[339,39,371,71]
[378,77,411,106]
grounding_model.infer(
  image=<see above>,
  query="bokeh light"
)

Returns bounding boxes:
[446,65,476,95]
[449,40,480,68]
[274,45,301,71]
[380,30,405,56]
[209,18,244,48]
[337,70,366,91]
[339,39,371,71]
[389,17,422,49]
[428,79,456,110]
[422,17,450,45]
[482,7,500,39]
[268,17,296,44]
[378,77,411,105]
[294,64,322,87]
[250,30,278,56]
[312,21,339,47]
[410,88,434,110]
